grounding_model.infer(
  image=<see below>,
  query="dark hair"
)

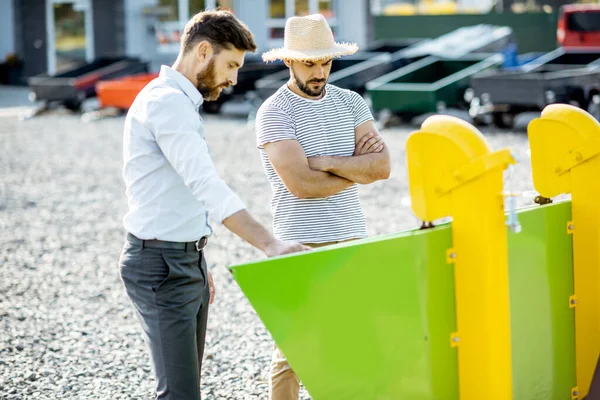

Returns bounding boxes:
[182,10,257,54]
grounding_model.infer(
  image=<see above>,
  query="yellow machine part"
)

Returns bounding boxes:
[528,104,600,398]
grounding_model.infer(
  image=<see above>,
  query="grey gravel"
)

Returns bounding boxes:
[1,107,541,399]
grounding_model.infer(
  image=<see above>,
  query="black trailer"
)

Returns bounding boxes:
[27,57,148,111]
[468,66,600,128]
[521,47,600,72]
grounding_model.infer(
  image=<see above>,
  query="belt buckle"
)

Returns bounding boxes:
[195,236,208,251]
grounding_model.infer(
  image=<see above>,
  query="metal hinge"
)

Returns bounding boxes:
[450,332,460,348]
[446,248,457,264]
[569,295,577,308]
[567,221,575,234]
[571,387,580,400]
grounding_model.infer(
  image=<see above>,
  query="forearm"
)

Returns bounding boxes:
[316,153,391,184]
[293,169,354,199]
[222,209,274,252]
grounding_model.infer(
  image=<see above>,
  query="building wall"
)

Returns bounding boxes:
[374,12,560,53]
[13,0,48,78]
[93,0,126,58]
[124,0,160,58]
[234,0,269,55]
[0,0,16,61]
[336,0,369,49]
[122,0,371,71]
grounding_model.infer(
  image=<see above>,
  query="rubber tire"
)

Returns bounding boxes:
[588,101,600,122]
[63,100,82,112]
[492,112,515,129]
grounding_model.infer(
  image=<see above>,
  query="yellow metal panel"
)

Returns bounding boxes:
[528,119,579,198]
[407,115,514,400]
[528,104,600,397]
[451,167,513,400]
[571,157,600,396]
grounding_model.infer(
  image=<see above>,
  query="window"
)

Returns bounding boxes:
[296,0,309,16]
[567,11,600,32]
[319,0,335,18]
[189,0,205,16]
[154,0,233,54]
[189,0,233,18]
[270,0,286,18]
[370,0,494,15]
[158,0,179,21]
[268,0,337,47]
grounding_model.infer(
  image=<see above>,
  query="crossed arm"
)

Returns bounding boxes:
[263,120,391,199]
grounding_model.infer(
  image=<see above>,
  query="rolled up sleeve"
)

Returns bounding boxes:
[148,93,245,224]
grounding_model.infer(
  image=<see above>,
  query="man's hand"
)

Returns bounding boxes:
[354,132,385,155]
[263,239,311,258]
[208,271,215,304]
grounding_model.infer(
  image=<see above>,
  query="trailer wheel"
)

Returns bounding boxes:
[588,95,600,121]
[471,115,490,127]
[63,100,82,112]
[568,88,586,110]
[492,112,514,129]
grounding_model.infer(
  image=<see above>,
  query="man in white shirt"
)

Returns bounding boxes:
[118,10,307,400]
[255,14,391,400]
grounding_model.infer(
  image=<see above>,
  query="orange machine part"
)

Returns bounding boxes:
[96,73,158,110]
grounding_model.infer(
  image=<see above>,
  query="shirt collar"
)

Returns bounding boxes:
[160,65,204,107]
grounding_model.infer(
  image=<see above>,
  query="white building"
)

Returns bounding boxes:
[0,0,371,82]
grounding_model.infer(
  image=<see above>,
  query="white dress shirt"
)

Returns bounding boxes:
[122,66,246,242]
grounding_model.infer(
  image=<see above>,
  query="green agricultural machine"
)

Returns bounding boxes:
[230,105,600,400]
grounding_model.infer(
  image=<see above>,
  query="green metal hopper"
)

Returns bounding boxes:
[366,54,503,114]
[229,202,576,399]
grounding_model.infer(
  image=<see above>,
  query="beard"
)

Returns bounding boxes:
[291,66,327,98]
[196,59,230,101]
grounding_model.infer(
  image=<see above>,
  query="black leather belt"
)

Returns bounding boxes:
[127,233,208,252]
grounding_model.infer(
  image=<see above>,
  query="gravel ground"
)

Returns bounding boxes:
[1,105,539,399]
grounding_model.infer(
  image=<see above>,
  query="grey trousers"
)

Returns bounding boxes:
[118,237,210,400]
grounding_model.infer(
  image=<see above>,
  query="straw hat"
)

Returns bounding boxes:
[262,13,358,62]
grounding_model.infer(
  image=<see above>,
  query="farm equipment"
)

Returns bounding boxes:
[522,48,600,72]
[468,66,600,128]
[467,48,600,128]
[230,104,600,400]
[366,54,504,118]
[96,73,158,110]
[27,57,148,112]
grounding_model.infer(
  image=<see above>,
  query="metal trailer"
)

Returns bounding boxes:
[395,24,514,61]
[521,47,600,72]
[366,54,504,118]
[27,57,148,111]
[468,55,600,128]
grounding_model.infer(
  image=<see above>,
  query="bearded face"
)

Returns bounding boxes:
[288,59,332,98]
[195,58,231,101]
[291,65,327,97]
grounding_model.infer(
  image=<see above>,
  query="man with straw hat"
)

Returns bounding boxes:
[255,13,392,400]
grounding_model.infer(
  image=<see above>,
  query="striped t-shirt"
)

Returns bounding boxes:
[255,84,374,243]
